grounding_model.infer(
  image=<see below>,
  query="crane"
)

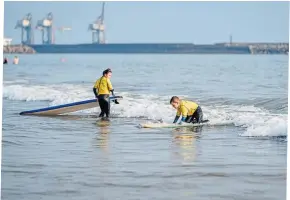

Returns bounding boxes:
[36,12,54,44]
[35,13,72,44]
[15,13,34,45]
[88,2,106,44]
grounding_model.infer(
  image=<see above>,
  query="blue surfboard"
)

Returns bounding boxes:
[19,96,123,116]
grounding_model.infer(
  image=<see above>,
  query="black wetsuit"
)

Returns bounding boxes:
[98,94,110,118]
[185,106,203,124]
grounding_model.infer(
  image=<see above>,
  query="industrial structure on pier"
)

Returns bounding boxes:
[11,2,288,54]
[88,2,106,44]
[36,12,54,44]
[15,12,71,45]
[15,13,34,45]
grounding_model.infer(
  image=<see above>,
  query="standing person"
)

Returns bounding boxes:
[93,68,118,119]
[13,56,19,64]
[3,57,8,64]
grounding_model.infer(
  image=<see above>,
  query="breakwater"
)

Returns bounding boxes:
[3,45,36,54]
[222,43,289,55]
[3,43,289,55]
[249,43,289,54]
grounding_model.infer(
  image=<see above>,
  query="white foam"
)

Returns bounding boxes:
[3,85,61,101]
[203,105,288,137]
[3,83,287,137]
[3,83,91,102]
[4,80,30,84]
[240,117,287,137]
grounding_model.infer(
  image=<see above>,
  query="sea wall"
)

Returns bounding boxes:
[249,44,289,55]
[220,43,289,55]
[3,43,289,55]
[3,45,36,54]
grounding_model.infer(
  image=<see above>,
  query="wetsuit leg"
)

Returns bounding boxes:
[98,94,110,118]
[106,99,110,117]
[98,98,105,117]
[185,116,192,123]
[98,95,109,117]
[191,106,203,123]
[99,110,105,118]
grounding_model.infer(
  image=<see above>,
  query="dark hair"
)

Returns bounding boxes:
[170,96,179,103]
[103,68,112,75]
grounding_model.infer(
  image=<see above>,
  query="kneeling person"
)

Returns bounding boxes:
[170,96,203,124]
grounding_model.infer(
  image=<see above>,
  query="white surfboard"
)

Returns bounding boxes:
[140,120,210,129]
[139,120,235,129]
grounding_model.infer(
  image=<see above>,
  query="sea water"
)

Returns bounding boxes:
[2,54,288,200]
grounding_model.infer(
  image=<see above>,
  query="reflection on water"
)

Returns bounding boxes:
[32,114,99,121]
[171,127,202,164]
[94,120,111,151]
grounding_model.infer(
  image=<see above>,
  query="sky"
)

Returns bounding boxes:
[4,1,289,45]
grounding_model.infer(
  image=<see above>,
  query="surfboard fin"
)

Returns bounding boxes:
[113,99,120,104]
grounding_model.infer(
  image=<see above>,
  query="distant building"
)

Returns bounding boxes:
[3,38,12,46]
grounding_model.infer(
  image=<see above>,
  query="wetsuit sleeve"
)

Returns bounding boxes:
[173,115,180,123]
[180,116,187,122]
[93,88,98,98]
[110,89,115,96]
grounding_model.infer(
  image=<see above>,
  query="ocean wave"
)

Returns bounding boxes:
[3,83,287,138]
